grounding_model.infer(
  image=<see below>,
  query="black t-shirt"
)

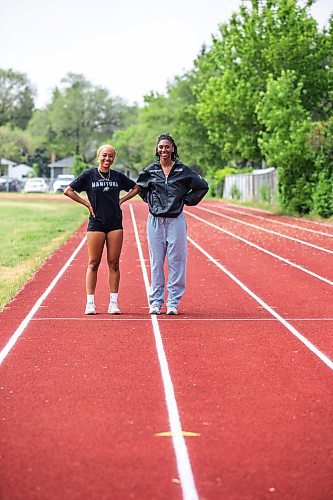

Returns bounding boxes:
[70,168,136,225]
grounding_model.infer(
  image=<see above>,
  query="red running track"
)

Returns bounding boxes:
[0,199,332,500]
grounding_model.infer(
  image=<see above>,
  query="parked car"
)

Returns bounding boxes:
[0,176,20,192]
[23,177,49,193]
[52,174,75,193]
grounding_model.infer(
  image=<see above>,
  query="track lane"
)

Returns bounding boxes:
[1,199,332,499]
[215,201,333,233]
[0,205,185,500]
[196,205,333,253]
[0,228,87,352]
[207,202,333,239]
[131,201,332,499]
[1,321,179,499]
[188,207,333,283]
[186,211,332,356]
[161,320,332,500]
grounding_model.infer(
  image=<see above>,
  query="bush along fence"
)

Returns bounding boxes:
[223,167,277,203]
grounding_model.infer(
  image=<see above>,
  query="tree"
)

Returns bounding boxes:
[27,107,59,159]
[311,118,333,217]
[195,0,330,163]
[113,91,174,173]
[28,73,139,162]
[0,125,33,163]
[31,163,39,177]
[166,72,222,174]
[113,70,222,177]
[0,68,35,129]
[257,70,314,213]
[71,154,89,177]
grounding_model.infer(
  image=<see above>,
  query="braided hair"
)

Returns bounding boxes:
[155,133,179,160]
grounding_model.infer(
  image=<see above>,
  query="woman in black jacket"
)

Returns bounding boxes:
[136,133,208,315]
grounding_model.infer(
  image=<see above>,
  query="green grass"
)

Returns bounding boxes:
[0,195,88,311]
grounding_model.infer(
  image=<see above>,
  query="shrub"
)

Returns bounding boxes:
[209,166,252,197]
[259,182,271,202]
[311,118,333,218]
[231,183,241,200]
[257,71,315,214]
[313,170,333,217]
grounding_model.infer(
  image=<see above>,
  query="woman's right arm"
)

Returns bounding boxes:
[135,169,150,203]
[64,186,95,217]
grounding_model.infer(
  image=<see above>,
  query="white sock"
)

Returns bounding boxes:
[110,292,118,304]
[87,294,94,305]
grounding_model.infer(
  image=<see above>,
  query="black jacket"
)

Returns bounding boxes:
[136,160,209,217]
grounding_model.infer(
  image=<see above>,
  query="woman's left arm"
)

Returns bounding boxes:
[184,172,209,206]
[119,185,141,206]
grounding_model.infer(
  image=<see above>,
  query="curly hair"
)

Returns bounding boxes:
[155,133,179,160]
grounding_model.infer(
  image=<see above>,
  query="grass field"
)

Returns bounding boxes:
[0,194,88,311]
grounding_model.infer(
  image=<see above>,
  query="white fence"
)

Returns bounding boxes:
[223,167,277,202]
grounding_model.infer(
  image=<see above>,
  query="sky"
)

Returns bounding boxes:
[0,0,332,108]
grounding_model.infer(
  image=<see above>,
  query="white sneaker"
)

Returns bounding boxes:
[85,303,96,315]
[166,306,178,315]
[108,302,122,314]
[149,303,161,315]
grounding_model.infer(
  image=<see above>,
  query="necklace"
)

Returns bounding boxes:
[98,169,110,181]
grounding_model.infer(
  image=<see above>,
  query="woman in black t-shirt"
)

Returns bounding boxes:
[64,144,140,315]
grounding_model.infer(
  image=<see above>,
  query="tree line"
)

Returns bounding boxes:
[0,0,332,216]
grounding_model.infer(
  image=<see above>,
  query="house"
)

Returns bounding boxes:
[48,156,137,181]
[0,159,33,179]
[0,158,16,177]
[48,157,75,180]
[9,163,33,180]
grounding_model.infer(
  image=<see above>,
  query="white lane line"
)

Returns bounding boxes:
[31,317,333,322]
[185,211,333,286]
[129,204,199,500]
[206,204,333,238]
[188,236,333,371]
[194,206,333,254]
[0,236,87,365]
[214,202,333,228]
[217,202,273,214]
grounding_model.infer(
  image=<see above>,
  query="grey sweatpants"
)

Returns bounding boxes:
[147,213,187,308]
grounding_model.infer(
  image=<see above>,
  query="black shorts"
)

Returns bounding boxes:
[87,217,123,233]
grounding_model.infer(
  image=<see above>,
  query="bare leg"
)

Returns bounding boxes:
[86,232,106,294]
[106,229,123,292]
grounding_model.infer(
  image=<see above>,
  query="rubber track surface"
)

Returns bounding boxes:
[1,200,332,500]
